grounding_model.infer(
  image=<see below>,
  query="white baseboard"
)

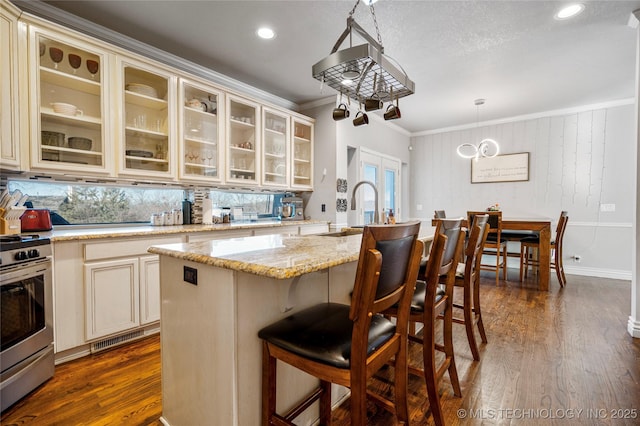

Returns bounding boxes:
[563,265,632,280]
[628,317,640,338]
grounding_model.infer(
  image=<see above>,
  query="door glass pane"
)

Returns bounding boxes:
[363,164,378,225]
[384,168,395,215]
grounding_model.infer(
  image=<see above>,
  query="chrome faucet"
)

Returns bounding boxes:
[350,180,380,224]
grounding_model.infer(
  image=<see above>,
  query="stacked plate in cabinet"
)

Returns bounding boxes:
[125,83,158,98]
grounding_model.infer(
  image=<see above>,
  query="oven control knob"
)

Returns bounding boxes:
[28,249,40,258]
[14,251,28,261]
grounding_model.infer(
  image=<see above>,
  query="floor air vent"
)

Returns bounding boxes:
[91,330,145,353]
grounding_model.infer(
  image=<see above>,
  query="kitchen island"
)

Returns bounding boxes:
[149,229,434,426]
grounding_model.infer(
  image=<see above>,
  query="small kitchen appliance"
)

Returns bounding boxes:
[280,197,304,221]
[20,209,53,232]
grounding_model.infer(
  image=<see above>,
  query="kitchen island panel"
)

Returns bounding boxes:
[159,256,334,426]
[160,257,238,426]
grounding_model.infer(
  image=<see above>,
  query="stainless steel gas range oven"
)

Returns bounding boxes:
[0,234,54,412]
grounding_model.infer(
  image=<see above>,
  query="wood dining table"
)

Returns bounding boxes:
[432,215,552,291]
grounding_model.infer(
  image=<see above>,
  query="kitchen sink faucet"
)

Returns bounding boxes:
[351,180,380,224]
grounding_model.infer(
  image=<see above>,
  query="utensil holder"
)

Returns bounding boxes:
[0,217,21,235]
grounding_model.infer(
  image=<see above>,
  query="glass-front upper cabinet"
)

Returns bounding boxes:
[178,78,223,182]
[29,26,112,174]
[291,118,314,189]
[118,56,174,178]
[261,108,289,188]
[1,1,21,170]
[226,95,260,185]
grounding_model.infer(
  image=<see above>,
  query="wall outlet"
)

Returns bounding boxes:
[600,203,616,212]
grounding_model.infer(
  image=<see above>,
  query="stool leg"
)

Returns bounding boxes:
[262,342,277,426]
[319,380,332,425]
[423,314,445,426]
[519,244,525,282]
[463,277,480,361]
[473,274,488,344]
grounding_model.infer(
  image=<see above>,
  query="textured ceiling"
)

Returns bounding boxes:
[33,0,640,133]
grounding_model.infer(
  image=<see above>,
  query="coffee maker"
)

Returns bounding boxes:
[280,197,304,221]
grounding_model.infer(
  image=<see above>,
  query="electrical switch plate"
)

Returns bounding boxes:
[600,203,615,212]
[416,204,423,211]
[184,266,197,285]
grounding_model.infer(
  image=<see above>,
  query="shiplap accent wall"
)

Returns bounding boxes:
[410,103,635,279]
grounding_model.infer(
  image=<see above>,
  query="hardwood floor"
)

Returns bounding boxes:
[2,272,639,425]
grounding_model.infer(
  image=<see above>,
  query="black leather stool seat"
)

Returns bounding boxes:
[501,230,538,240]
[410,280,445,312]
[485,235,507,243]
[258,303,395,369]
[520,235,555,245]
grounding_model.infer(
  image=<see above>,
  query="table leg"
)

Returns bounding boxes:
[538,224,551,291]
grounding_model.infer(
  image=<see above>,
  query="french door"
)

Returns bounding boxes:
[357,149,401,225]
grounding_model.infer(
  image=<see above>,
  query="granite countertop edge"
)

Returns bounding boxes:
[45,220,328,242]
[148,244,361,280]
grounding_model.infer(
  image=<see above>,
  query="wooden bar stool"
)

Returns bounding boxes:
[468,210,507,285]
[520,211,569,287]
[258,222,424,425]
[385,218,466,426]
[450,214,490,361]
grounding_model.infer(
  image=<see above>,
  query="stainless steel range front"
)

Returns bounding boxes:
[0,234,54,412]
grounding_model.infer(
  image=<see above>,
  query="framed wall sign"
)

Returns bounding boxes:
[471,152,529,183]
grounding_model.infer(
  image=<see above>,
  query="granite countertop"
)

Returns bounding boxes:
[148,233,363,280]
[43,220,327,242]
[148,224,436,280]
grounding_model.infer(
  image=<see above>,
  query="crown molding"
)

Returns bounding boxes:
[411,98,635,137]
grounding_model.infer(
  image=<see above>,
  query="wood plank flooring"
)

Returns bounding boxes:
[2,272,639,425]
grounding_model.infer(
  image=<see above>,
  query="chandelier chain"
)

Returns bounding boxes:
[348,0,384,47]
[370,4,384,46]
[348,0,360,18]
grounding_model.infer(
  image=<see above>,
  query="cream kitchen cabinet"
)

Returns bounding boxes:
[226,94,260,185]
[291,117,314,189]
[27,24,113,175]
[261,107,290,188]
[52,235,181,363]
[117,55,176,179]
[0,1,22,170]
[83,236,182,341]
[84,257,140,340]
[178,78,224,182]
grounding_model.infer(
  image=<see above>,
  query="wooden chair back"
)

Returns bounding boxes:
[434,210,446,219]
[467,210,502,241]
[350,221,424,338]
[554,211,569,248]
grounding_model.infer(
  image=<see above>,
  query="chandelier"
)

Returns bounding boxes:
[456,99,500,160]
[311,0,415,123]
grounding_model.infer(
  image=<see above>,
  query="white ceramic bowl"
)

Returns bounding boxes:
[51,102,79,116]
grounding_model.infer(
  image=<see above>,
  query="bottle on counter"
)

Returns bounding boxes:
[182,199,192,225]
[388,209,396,224]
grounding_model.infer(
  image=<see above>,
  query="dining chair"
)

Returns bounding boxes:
[450,214,490,361]
[434,209,446,219]
[520,211,569,287]
[258,221,424,425]
[385,218,465,426]
[468,210,507,285]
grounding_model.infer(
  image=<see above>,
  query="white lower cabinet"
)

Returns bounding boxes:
[139,255,160,325]
[84,257,140,340]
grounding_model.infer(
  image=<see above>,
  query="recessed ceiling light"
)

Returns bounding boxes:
[256,27,275,39]
[361,0,379,5]
[555,3,585,20]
